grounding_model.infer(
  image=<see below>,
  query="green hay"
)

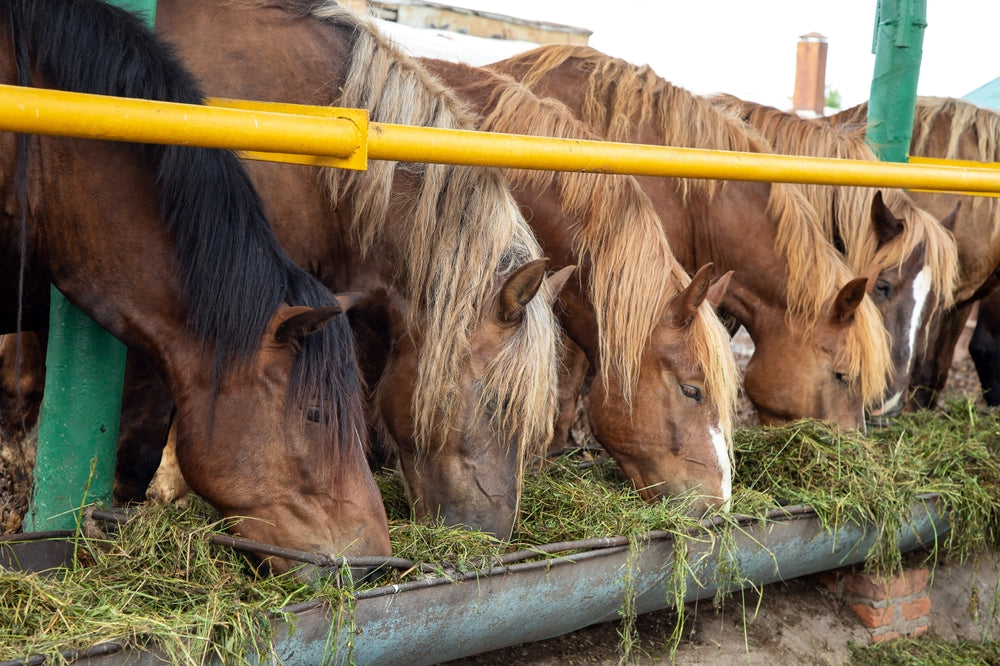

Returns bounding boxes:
[0,500,351,665]
[849,635,1000,665]
[733,399,1000,576]
[3,399,1000,662]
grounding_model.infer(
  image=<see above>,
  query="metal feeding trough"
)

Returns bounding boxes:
[0,494,947,665]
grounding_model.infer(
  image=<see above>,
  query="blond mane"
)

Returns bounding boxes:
[712,95,958,313]
[286,1,559,459]
[445,63,739,438]
[913,97,1000,241]
[498,45,890,406]
[837,97,1000,245]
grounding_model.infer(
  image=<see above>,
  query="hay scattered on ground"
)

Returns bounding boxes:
[850,635,1000,665]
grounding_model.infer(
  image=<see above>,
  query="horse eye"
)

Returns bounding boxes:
[306,406,323,423]
[874,279,892,300]
[680,384,702,403]
[834,372,849,386]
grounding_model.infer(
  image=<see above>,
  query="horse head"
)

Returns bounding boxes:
[743,272,878,432]
[374,260,568,538]
[586,264,736,513]
[170,298,392,578]
[863,192,959,423]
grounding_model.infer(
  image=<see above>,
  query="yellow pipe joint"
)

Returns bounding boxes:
[0,83,366,169]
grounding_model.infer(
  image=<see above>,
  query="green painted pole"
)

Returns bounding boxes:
[24,290,127,530]
[866,0,926,163]
[24,0,157,532]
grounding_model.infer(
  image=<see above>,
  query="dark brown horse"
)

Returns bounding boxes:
[830,97,995,408]
[0,0,390,575]
[147,0,564,538]
[710,94,959,423]
[419,58,741,511]
[489,45,892,431]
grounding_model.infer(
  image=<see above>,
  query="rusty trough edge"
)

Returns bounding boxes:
[0,495,948,665]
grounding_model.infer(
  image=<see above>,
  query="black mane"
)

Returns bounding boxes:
[1,0,364,459]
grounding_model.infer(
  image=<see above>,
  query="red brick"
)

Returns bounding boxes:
[871,630,901,643]
[842,568,931,600]
[843,572,888,598]
[910,625,929,638]
[901,595,931,621]
[850,602,896,628]
[888,568,930,598]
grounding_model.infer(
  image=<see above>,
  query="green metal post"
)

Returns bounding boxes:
[25,290,127,530]
[866,0,926,163]
[23,0,158,532]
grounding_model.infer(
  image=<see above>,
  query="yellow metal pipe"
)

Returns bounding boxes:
[0,83,365,167]
[367,121,1000,195]
[5,84,1000,196]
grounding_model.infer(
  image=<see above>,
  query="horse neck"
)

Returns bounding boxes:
[26,137,216,409]
[490,56,796,332]
[646,173,790,338]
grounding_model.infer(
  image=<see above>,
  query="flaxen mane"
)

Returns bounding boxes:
[836,97,1000,242]
[499,45,891,406]
[281,0,558,459]
[711,95,958,313]
[913,98,1000,241]
[449,63,739,440]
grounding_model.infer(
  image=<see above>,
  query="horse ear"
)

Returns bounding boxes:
[498,258,550,324]
[831,276,871,325]
[667,263,714,328]
[871,190,905,247]
[939,201,961,232]
[274,302,353,345]
[544,264,576,305]
[707,268,734,309]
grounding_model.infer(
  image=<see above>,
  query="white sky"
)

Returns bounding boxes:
[394,1,1000,111]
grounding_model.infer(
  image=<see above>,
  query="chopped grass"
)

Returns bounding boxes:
[0,500,351,664]
[2,398,1000,663]
[733,399,1000,576]
[850,635,1000,665]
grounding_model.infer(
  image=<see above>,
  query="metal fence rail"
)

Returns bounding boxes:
[3,83,1000,195]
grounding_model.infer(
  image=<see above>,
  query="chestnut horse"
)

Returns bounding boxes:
[490,45,891,430]
[710,94,959,422]
[420,58,740,511]
[144,0,563,538]
[830,97,996,408]
[0,0,390,575]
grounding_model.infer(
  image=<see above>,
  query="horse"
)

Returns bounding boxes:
[0,0,390,576]
[419,58,740,511]
[709,94,959,423]
[829,97,997,408]
[143,0,565,538]
[488,45,892,431]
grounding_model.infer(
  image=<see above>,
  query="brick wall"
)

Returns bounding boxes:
[820,568,931,642]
